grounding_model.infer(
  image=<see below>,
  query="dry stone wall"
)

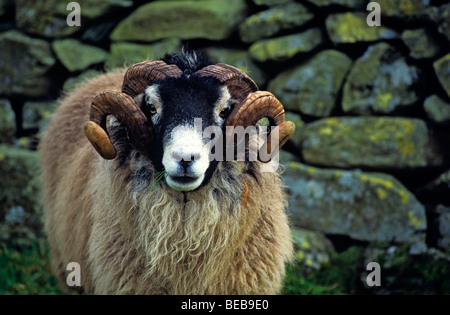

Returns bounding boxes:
[0,0,449,269]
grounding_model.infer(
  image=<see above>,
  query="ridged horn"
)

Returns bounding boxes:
[196,65,294,162]
[122,60,183,96]
[85,91,152,159]
[196,63,258,101]
[225,91,295,162]
[86,60,182,159]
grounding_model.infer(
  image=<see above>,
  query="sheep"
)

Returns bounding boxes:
[39,51,295,295]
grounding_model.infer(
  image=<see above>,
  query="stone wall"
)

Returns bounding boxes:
[0,0,449,289]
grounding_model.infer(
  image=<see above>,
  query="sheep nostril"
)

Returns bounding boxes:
[172,151,201,162]
[191,152,201,161]
[172,151,184,162]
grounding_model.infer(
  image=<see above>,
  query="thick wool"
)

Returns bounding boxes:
[39,70,293,295]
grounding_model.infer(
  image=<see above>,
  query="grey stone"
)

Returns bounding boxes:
[401,28,441,59]
[0,99,15,143]
[22,101,58,133]
[106,39,181,69]
[377,0,429,19]
[0,30,55,98]
[291,228,334,270]
[110,0,247,42]
[268,50,352,117]
[253,0,293,6]
[437,205,450,252]
[52,39,109,72]
[249,28,323,63]
[325,12,397,44]
[342,43,419,115]
[205,47,266,87]
[239,3,313,43]
[424,95,450,124]
[283,111,305,148]
[300,117,438,169]
[283,162,427,243]
[15,0,132,37]
[0,144,43,245]
[434,54,450,98]
[307,0,366,9]
[425,4,450,41]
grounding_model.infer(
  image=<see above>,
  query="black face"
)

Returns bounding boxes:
[109,51,238,192]
[155,75,223,147]
[142,73,232,192]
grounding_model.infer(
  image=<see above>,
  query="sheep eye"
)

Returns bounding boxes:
[148,103,157,115]
[219,107,231,118]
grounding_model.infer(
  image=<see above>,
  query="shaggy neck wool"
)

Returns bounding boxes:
[100,154,253,294]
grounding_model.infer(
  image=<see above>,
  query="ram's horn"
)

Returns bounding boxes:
[86,60,183,159]
[122,60,183,96]
[225,91,295,162]
[196,63,258,101]
[197,65,294,162]
[85,91,152,159]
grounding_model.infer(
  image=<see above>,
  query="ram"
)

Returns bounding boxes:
[39,52,295,294]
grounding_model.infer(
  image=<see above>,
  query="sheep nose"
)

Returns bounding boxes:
[172,151,201,169]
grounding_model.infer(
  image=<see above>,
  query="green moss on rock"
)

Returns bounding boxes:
[377,0,428,19]
[326,12,397,44]
[0,30,55,98]
[307,0,366,9]
[22,101,58,134]
[300,117,433,169]
[106,39,181,69]
[52,39,108,72]
[110,0,247,42]
[401,28,441,59]
[249,28,323,63]
[0,145,42,246]
[424,95,450,124]
[268,50,352,117]
[15,0,132,37]
[239,3,313,43]
[284,111,305,148]
[205,47,266,87]
[0,99,15,144]
[342,43,419,114]
[283,162,426,243]
[253,0,293,6]
[434,54,450,98]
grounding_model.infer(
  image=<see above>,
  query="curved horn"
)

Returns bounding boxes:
[122,60,183,96]
[85,91,152,159]
[226,91,285,128]
[197,64,294,162]
[225,91,295,163]
[86,61,182,159]
[196,63,258,101]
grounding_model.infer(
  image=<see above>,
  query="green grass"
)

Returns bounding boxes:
[0,238,64,294]
[283,246,365,295]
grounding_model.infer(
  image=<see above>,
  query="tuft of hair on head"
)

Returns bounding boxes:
[162,49,213,75]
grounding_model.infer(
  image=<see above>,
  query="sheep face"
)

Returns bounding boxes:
[140,74,232,192]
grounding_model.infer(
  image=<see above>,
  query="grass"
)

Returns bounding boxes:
[283,246,365,295]
[0,238,64,295]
